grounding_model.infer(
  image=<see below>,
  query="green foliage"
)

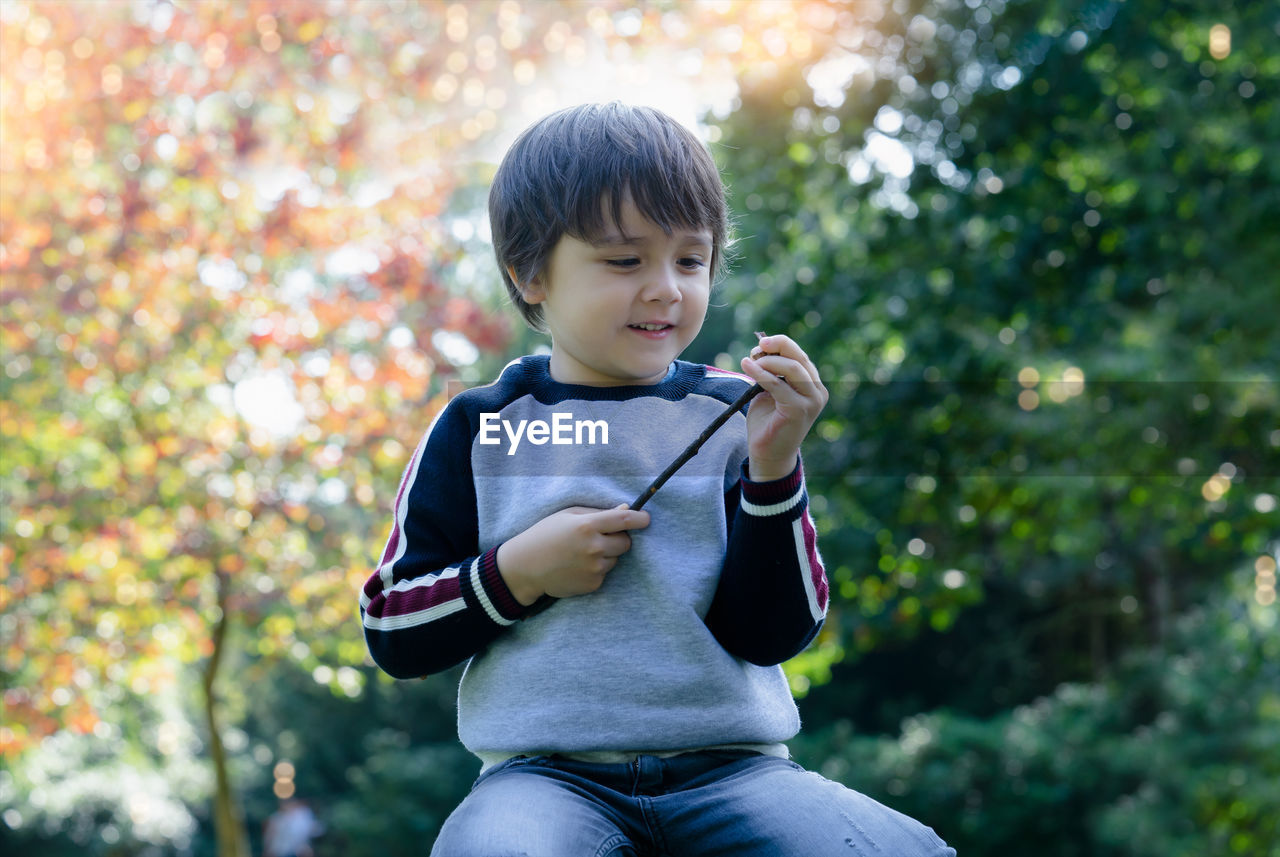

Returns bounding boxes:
[715,0,1279,851]
[234,660,471,856]
[790,567,1280,857]
[327,734,474,857]
[716,0,1279,689]
[0,670,207,856]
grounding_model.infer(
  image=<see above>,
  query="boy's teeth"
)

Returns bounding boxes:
[632,323,669,330]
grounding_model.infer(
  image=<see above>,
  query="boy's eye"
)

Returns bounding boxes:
[678,257,707,270]
[606,258,640,269]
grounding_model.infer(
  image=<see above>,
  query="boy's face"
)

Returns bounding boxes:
[523,195,711,386]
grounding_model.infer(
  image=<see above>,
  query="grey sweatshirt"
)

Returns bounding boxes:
[360,355,828,762]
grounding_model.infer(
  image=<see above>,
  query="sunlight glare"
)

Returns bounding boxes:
[233,371,305,437]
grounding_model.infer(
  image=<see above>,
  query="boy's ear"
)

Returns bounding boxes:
[509,266,547,304]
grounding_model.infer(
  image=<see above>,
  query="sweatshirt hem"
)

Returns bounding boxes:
[474,742,791,774]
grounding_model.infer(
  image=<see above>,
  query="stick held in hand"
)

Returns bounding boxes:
[631,332,775,511]
[630,381,764,511]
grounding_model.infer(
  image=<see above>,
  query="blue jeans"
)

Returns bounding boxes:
[431,750,956,856]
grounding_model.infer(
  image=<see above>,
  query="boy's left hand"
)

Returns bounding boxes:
[740,334,828,482]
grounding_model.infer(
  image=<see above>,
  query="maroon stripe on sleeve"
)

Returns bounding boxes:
[478,547,530,621]
[741,459,804,507]
[375,435,428,570]
[800,510,828,611]
[364,569,463,619]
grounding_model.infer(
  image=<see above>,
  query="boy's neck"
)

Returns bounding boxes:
[546,349,675,387]
[522,355,702,404]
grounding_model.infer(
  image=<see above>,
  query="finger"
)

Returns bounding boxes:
[753,333,802,359]
[792,349,826,397]
[754,335,823,386]
[594,506,651,533]
[745,354,826,406]
[741,356,804,403]
[584,555,617,578]
[599,531,633,557]
[750,330,781,361]
[748,352,804,379]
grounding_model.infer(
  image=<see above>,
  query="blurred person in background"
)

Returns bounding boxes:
[262,798,324,857]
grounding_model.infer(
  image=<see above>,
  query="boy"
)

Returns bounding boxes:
[360,102,955,856]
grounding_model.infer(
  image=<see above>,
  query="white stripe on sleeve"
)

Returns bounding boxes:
[470,558,516,627]
[740,485,805,517]
[793,517,826,622]
[362,598,468,632]
[378,424,436,590]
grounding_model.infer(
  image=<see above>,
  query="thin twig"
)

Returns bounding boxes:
[631,332,774,510]
[630,382,764,511]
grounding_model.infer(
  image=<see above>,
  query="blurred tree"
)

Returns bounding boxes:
[237,662,473,857]
[789,563,1280,857]
[712,0,1278,851]
[0,2,535,855]
[715,0,1278,700]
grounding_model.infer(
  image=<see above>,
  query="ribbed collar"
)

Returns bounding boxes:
[518,354,706,404]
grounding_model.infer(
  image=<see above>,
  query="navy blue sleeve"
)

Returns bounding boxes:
[706,459,829,666]
[359,398,533,679]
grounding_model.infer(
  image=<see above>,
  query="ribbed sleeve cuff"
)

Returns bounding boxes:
[739,458,806,518]
[470,546,532,625]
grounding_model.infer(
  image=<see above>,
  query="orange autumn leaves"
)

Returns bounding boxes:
[2,0,855,757]
[0,0,540,755]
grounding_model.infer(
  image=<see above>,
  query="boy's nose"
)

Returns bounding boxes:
[641,266,682,303]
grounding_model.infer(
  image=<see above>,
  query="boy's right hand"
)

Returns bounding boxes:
[496,504,650,606]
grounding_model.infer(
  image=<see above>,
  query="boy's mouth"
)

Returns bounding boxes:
[627,322,675,339]
[628,322,673,332]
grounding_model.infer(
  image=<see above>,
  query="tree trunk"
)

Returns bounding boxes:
[202,569,252,857]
